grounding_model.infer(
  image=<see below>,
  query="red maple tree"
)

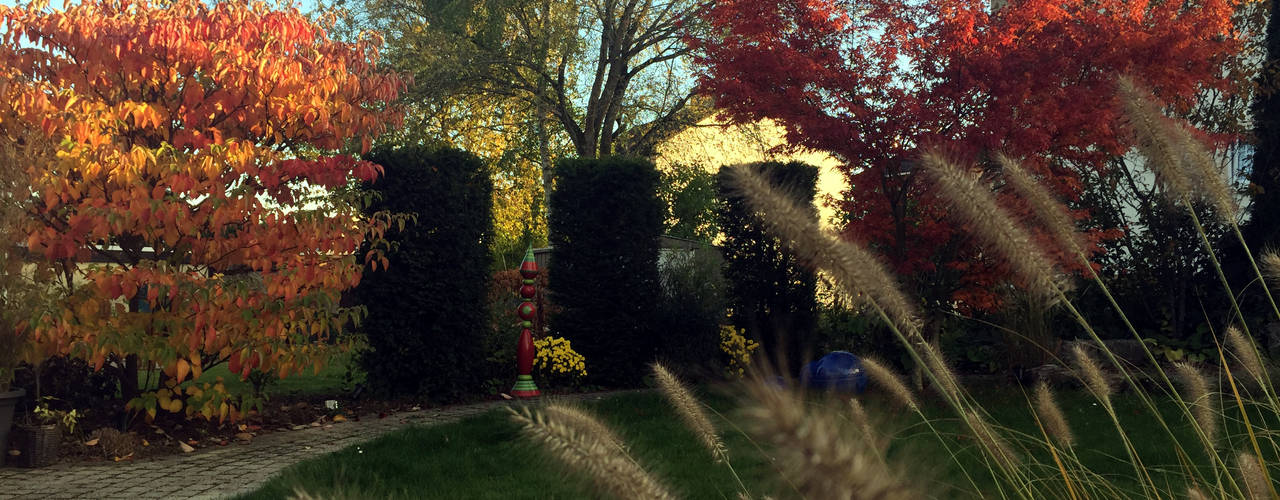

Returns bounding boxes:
[691,0,1243,312]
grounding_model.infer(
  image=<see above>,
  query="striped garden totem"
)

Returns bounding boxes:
[511,246,541,398]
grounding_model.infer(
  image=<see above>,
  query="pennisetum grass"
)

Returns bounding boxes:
[508,404,675,500]
[652,363,728,462]
[514,75,1280,500]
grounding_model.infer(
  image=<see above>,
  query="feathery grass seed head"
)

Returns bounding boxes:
[1034,382,1074,447]
[995,153,1087,257]
[508,406,675,500]
[1072,344,1112,406]
[652,363,727,461]
[861,357,918,410]
[1117,76,1197,203]
[920,151,1061,299]
[1226,326,1266,386]
[1238,452,1269,500]
[1172,362,1218,447]
[1263,252,1280,285]
[741,381,918,499]
[724,164,923,340]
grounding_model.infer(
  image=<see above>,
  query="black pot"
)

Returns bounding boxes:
[0,388,24,465]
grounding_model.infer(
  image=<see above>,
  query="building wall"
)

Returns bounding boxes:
[652,117,848,228]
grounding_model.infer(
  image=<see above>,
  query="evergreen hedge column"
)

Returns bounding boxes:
[549,156,663,387]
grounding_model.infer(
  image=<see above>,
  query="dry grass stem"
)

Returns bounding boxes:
[996,153,1087,257]
[1072,345,1112,406]
[741,382,918,499]
[652,363,727,461]
[920,151,1060,298]
[1171,362,1218,447]
[1226,326,1266,386]
[1034,382,1074,447]
[861,357,919,410]
[509,406,675,500]
[1238,452,1269,500]
[723,164,923,340]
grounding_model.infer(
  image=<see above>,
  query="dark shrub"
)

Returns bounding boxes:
[717,161,819,373]
[655,247,727,378]
[549,156,664,387]
[355,146,492,400]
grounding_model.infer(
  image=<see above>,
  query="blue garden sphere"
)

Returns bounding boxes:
[803,351,867,393]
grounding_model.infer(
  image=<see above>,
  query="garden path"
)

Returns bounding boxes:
[0,390,633,499]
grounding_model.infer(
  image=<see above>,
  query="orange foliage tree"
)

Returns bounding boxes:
[0,0,406,421]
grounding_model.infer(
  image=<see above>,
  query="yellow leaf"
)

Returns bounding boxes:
[176,358,190,383]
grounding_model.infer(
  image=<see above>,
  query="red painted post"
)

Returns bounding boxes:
[511,246,541,398]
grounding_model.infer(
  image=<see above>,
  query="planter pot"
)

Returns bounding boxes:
[9,423,59,468]
[0,388,22,466]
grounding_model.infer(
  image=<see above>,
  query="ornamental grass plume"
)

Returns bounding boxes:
[920,341,961,401]
[652,363,727,462]
[1225,326,1266,386]
[1034,382,1074,448]
[1238,452,1270,500]
[542,404,627,453]
[1263,252,1280,285]
[508,405,675,500]
[964,408,1019,467]
[920,150,1061,299]
[1116,76,1197,203]
[847,398,886,454]
[860,356,919,410]
[740,380,919,500]
[1172,362,1218,448]
[722,164,923,341]
[995,153,1087,257]
[1072,344,1112,407]
[1187,486,1211,500]
[1117,76,1239,222]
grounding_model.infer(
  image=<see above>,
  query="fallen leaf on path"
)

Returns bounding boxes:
[84,438,100,446]
[179,442,195,453]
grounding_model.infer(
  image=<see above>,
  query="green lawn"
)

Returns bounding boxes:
[237,384,1280,499]
[238,391,775,500]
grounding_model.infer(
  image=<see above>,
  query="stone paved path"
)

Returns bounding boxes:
[0,391,633,499]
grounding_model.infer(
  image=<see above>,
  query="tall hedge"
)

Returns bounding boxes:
[355,146,492,400]
[717,161,819,373]
[549,156,664,387]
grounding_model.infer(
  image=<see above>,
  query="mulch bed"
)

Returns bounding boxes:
[10,393,480,466]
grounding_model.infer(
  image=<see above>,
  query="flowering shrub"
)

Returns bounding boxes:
[719,325,758,378]
[533,336,587,386]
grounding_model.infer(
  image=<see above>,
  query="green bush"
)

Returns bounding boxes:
[548,156,664,387]
[355,146,492,400]
[655,247,727,378]
[717,161,819,373]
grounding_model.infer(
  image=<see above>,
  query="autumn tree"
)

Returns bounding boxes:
[692,0,1243,316]
[1,0,406,420]
[357,0,706,167]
